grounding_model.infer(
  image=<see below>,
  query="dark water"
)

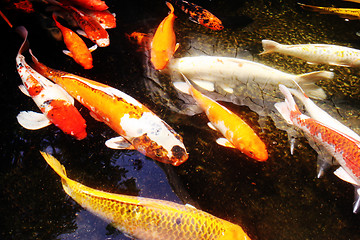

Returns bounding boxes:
[2,0,360,239]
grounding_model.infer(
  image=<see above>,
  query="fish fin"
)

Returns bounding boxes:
[274,102,293,125]
[174,43,180,53]
[316,154,333,178]
[63,50,73,57]
[105,136,135,150]
[89,44,98,52]
[17,111,52,130]
[207,122,217,131]
[219,85,234,93]
[76,30,88,38]
[18,84,30,97]
[295,71,334,100]
[90,112,104,122]
[173,81,191,94]
[192,80,215,92]
[260,39,280,55]
[166,1,175,14]
[216,138,236,148]
[40,151,68,180]
[353,187,360,213]
[185,203,197,209]
[334,167,358,185]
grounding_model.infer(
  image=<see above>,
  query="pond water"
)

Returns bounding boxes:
[1,0,360,239]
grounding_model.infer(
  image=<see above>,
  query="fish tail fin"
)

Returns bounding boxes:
[40,151,69,181]
[260,40,280,55]
[275,84,301,124]
[294,71,334,100]
[15,26,30,55]
[166,1,175,14]
[173,73,191,94]
[298,3,328,14]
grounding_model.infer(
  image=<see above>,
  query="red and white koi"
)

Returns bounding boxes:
[53,13,97,69]
[151,2,179,70]
[275,84,360,213]
[175,74,268,161]
[261,39,360,67]
[15,26,87,140]
[30,53,188,166]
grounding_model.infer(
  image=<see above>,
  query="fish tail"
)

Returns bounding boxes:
[275,84,301,124]
[260,39,280,55]
[294,71,334,100]
[166,1,175,14]
[15,26,30,55]
[40,152,69,180]
[298,3,330,14]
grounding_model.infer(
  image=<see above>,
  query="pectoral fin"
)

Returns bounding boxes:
[207,122,217,131]
[76,30,88,38]
[89,44,98,52]
[17,111,52,130]
[216,138,236,148]
[105,136,135,150]
[18,85,30,97]
[334,167,358,185]
[63,50,73,57]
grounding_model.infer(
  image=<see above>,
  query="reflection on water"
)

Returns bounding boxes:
[2,0,360,239]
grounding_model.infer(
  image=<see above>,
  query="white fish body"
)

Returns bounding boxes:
[168,56,333,99]
[262,39,360,67]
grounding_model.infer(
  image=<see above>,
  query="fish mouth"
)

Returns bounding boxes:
[96,38,110,47]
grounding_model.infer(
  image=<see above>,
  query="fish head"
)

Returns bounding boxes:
[96,37,110,47]
[243,141,268,162]
[206,17,224,31]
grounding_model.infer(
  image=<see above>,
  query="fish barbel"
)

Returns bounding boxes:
[40,151,251,240]
[261,39,360,67]
[168,56,333,99]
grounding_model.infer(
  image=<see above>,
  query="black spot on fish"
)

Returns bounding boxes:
[171,145,186,160]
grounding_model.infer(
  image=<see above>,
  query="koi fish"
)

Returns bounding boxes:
[151,2,179,70]
[31,53,188,166]
[15,26,87,140]
[168,0,224,30]
[299,3,360,20]
[174,74,268,161]
[60,0,108,11]
[126,32,152,52]
[40,151,251,240]
[275,84,360,213]
[53,13,97,69]
[261,39,360,67]
[48,0,109,47]
[168,56,333,100]
[81,9,116,29]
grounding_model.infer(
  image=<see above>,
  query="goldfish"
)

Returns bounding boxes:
[40,151,251,240]
[30,53,188,166]
[168,56,333,100]
[275,84,360,213]
[168,0,224,30]
[261,39,360,67]
[15,26,87,140]
[60,0,108,11]
[48,0,109,47]
[299,3,360,20]
[151,2,179,70]
[81,9,116,29]
[52,13,97,69]
[174,74,268,161]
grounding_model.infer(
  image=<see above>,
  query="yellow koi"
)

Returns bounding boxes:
[40,151,251,240]
[299,3,360,20]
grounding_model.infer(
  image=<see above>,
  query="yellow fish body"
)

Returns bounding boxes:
[40,152,251,240]
[299,3,360,20]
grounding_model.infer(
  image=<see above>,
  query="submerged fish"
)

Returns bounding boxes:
[15,26,87,140]
[31,53,188,166]
[168,56,333,100]
[40,151,251,240]
[60,0,108,11]
[174,74,268,161]
[299,3,360,20]
[261,39,360,67]
[275,84,360,213]
[53,13,97,69]
[151,2,179,70]
[168,0,224,31]
[81,9,116,29]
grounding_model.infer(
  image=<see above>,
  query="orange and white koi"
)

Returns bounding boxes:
[261,39,360,67]
[53,13,97,69]
[41,151,251,240]
[15,26,87,140]
[175,74,268,161]
[275,84,360,213]
[168,0,224,30]
[151,2,179,70]
[60,0,108,11]
[299,3,360,20]
[81,9,116,29]
[31,54,188,166]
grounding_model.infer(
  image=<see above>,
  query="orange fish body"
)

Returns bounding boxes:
[151,2,179,70]
[31,55,188,166]
[60,0,108,11]
[16,26,87,140]
[175,76,268,162]
[53,14,95,69]
[81,9,116,29]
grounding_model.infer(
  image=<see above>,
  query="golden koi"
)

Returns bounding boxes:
[275,84,360,213]
[174,74,268,161]
[299,3,360,20]
[261,39,360,67]
[16,26,87,140]
[31,53,188,166]
[151,2,179,70]
[40,151,251,240]
[53,13,97,69]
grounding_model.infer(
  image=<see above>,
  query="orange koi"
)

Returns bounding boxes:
[151,2,179,70]
[60,0,108,11]
[52,13,96,69]
[275,84,360,213]
[169,0,224,30]
[175,74,268,162]
[16,26,87,140]
[30,54,188,166]
[81,9,116,29]
[41,151,251,240]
